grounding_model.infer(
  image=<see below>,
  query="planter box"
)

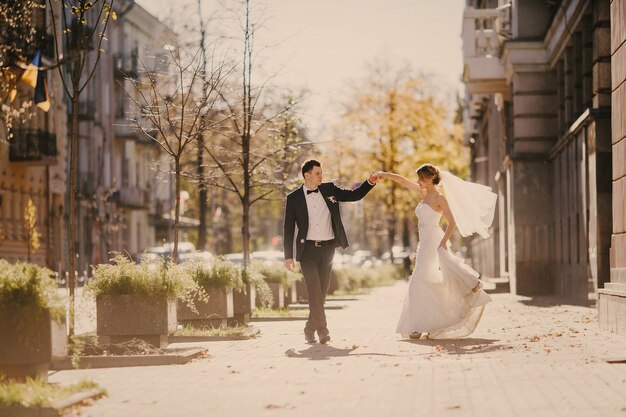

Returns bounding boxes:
[231,284,255,325]
[284,283,297,306]
[50,313,68,361]
[256,283,284,309]
[177,286,234,328]
[327,272,339,295]
[0,306,51,381]
[296,279,308,303]
[96,295,176,348]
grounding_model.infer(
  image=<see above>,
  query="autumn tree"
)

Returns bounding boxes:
[330,60,469,256]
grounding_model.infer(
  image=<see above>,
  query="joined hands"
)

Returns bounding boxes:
[368,171,388,184]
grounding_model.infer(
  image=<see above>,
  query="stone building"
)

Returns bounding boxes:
[71,1,177,272]
[0,1,178,274]
[462,0,625,332]
[0,1,68,270]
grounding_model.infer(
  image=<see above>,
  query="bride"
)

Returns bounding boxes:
[379,164,496,339]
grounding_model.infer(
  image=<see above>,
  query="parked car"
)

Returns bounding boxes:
[223,253,244,264]
[251,250,284,263]
[350,250,374,267]
[179,250,214,264]
[141,242,197,263]
[381,245,413,265]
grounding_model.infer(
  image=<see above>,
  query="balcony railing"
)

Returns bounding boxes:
[114,51,139,79]
[8,129,57,164]
[462,5,509,93]
[119,186,150,208]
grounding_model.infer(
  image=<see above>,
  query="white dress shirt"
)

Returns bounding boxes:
[303,184,335,241]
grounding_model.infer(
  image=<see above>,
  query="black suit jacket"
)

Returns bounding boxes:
[283,179,375,261]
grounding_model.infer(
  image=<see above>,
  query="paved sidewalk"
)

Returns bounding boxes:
[51,282,626,417]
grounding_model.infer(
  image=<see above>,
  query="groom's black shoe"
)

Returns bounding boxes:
[304,328,317,344]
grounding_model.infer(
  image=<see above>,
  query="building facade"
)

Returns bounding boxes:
[0,1,68,271]
[71,1,177,273]
[0,1,178,274]
[462,0,625,332]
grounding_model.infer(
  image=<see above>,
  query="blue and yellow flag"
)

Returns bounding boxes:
[21,51,50,112]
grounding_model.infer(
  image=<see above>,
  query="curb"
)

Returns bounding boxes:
[169,327,261,342]
[50,348,207,370]
[0,388,106,417]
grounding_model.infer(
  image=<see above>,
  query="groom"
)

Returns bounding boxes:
[283,160,379,344]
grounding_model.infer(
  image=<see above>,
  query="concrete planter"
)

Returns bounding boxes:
[231,284,255,325]
[327,272,339,295]
[50,314,68,361]
[177,286,234,328]
[259,283,285,309]
[0,306,51,381]
[96,295,177,348]
[296,279,308,303]
[284,283,297,306]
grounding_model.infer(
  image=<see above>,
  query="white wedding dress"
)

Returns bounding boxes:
[395,202,492,339]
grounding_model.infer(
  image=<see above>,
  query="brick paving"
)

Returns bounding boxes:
[51,282,626,417]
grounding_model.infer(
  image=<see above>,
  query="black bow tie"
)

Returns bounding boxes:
[306,188,319,195]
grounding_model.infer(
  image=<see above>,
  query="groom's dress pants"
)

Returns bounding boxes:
[300,240,335,336]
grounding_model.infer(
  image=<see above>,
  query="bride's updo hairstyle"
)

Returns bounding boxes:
[416,164,441,185]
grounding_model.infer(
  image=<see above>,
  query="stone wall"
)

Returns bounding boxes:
[599,0,626,333]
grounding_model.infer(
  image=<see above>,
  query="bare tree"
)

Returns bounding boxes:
[47,0,117,337]
[125,43,230,262]
[203,0,310,267]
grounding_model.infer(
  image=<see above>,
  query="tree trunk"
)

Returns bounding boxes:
[242,133,251,266]
[402,214,411,248]
[196,0,209,251]
[68,94,79,337]
[173,161,181,263]
[197,136,207,250]
[386,182,397,262]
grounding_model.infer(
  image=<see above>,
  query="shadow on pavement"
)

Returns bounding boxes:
[400,338,509,355]
[518,296,596,309]
[285,345,398,361]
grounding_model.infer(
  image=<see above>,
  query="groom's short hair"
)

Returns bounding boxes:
[301,159,321,177]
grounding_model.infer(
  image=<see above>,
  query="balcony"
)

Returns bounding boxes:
[462,5,509,94]
[114,51,139,80]
[8,129,57,164]
[119,186,150,208]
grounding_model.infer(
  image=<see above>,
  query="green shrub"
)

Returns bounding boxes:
[0,259,63,321]
[182,257,245,291]
[242,266,273,308]
[86,252,196,301]
[0,376,102,407]
[334,263,405,294]
[251,261,303,289]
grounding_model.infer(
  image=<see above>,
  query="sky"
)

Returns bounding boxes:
[136,0,465,137]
